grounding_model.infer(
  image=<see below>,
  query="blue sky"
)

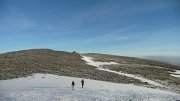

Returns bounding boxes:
[0,0,180,56]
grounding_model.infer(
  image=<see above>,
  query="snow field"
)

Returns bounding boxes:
[0,73,180,101]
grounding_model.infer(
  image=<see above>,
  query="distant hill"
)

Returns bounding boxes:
[144,56,180,66]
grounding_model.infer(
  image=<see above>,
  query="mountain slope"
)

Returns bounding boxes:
[0,49,180,93]
[0,49,144,85]
[83,53,180,93]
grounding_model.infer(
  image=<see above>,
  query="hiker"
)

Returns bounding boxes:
[72,81,75,90]
[81,79,84,88]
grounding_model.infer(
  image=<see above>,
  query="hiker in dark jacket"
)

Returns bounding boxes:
[72,81,75,90]
[81,79,84,88]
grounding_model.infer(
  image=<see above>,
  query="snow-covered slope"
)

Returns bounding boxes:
[0,73,180,101]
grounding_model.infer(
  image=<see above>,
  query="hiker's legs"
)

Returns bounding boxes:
[72,85,74,90]
[82,83,84,88]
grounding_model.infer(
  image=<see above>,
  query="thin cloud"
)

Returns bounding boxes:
[73,25,136,45]
[58,1,175,30]
[0,8,55,31]
[0,9,37,30]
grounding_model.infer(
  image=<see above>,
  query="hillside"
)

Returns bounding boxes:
[0,49,180,93]
[83,53,180,93]
[0,49,144,85]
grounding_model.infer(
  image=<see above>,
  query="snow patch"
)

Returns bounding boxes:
[81,56,118,67]
[170,70,180,78]
[171,74,180,78]
[81,56,163,87]
[0,73,180,101]
[174,70,180,75]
